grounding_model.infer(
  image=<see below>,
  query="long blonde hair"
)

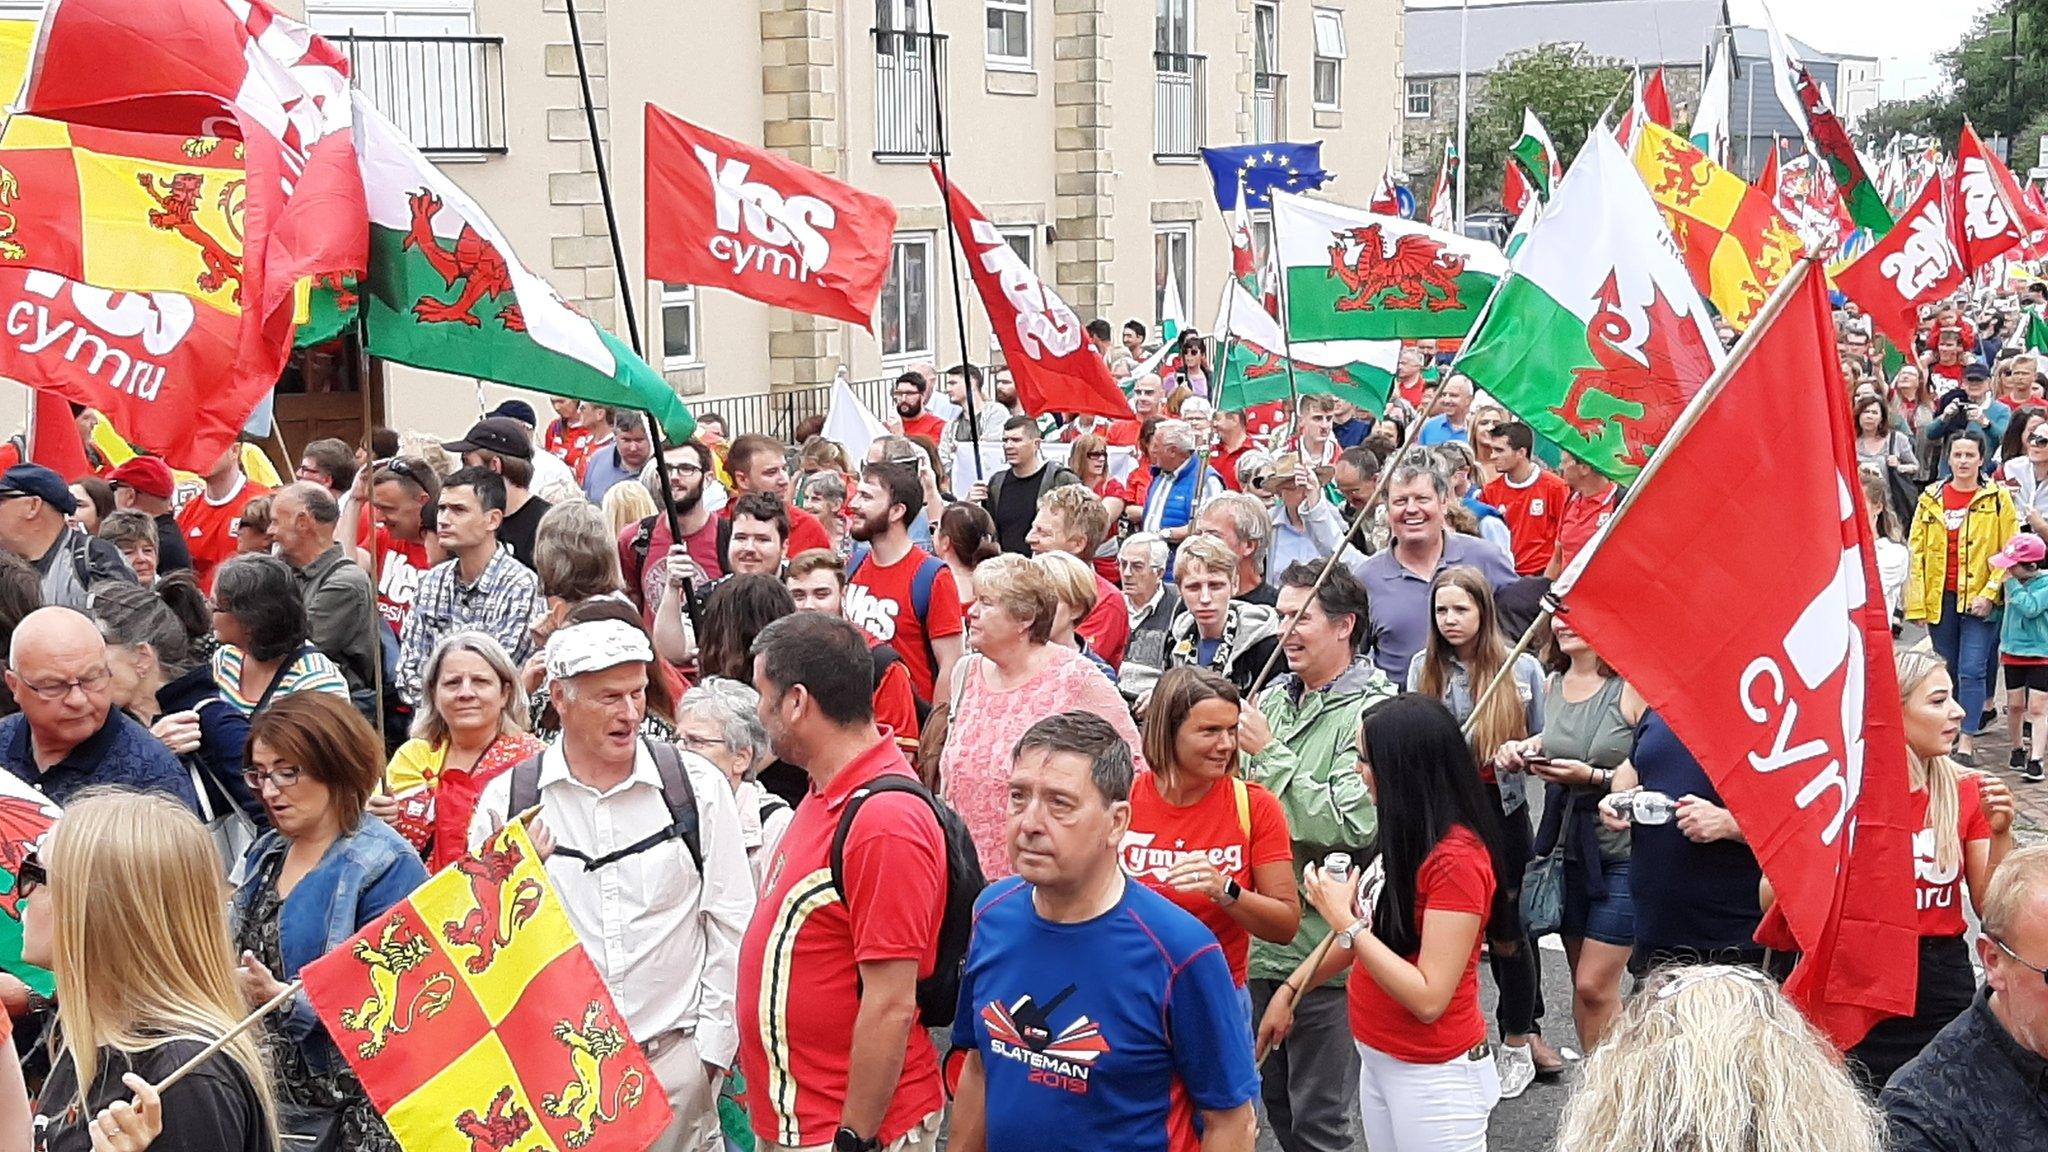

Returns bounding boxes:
[1555,966,1884,1152]
[1895,648,1964,875]
[46,791,274,1133]
[1418,567,1527,763]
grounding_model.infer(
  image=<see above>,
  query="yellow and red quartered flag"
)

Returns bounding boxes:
[301,820,673,1152]
[1631,121,1806,332]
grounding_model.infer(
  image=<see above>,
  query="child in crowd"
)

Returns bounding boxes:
[1993,531,2048,782]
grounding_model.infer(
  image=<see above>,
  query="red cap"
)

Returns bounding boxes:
[107,456,174,500]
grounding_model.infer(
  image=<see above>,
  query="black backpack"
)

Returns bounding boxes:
[830,774,985,1028]
[508,740,702,873]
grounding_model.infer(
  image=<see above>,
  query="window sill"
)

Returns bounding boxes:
[1404,110,1431,119]
[984,67,1039,96]
[1153,153,1203,165]
[1313,108,1342,128]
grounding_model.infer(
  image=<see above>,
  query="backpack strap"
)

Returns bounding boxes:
[1232,777,1251,840]
[758,794,789,827]
[507,752,545,822]
[909,554,946,623]
[715,517,733,574]
[645,740,704,874]
[830,774,934,901]
[626,514,658,598]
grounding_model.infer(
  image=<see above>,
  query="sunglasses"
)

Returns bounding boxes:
[2031,436,2048,448]
[16,851,45,899]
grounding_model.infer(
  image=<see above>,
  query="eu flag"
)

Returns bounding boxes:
[1201,142,1332,211]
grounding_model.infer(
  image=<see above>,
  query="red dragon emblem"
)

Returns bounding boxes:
[1326,224,1468,313]
[455,1086,535,1152]
[1550,272,1716,470]
[1243,347,1362,389]
[441,838,543,974]
[137,171,247,303]
[314,271,360,316]
[1650,139,1712,209]
[0,798,52,921]
[403,190,526,332]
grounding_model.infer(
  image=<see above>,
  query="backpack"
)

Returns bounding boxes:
[627,514,731,610]
[830,774,985,1027]
[508,740,702,873]
[847,550,946,700]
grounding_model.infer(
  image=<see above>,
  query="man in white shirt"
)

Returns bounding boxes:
[470,618,754,1152]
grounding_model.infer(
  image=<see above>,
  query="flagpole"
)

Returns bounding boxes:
[150,980,303,1097]
[562,0,684,545]
[1455,0,1469,230]
[353,307,388,745]
[922,0,986,483]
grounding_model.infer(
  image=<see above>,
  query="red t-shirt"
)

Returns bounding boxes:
[738,736,945,1148]
[176,478,270,591]
[721,496,833,557]
[874,651,922,752]
[1913,772,1991,938]
[1123,773,1293,985]
[1104,419,1143,447]
[900,411,946,443]
[1348,825,1495,1063]
[1941,483,1975,591]
[1556,482,1619,572]
[544,418,595,477]
[1927,359,1965,389]
[844,547,964,702]
[365,525,431,633]
[1481,468,1571,576]
[1078,572,1132,667]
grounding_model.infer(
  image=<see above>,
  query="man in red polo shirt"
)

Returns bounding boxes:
[1547,452,1621,578]
[741,613,949,1152]
[725,433,835,556]
[1106,374,1167,447]
[1479,420,1571,577]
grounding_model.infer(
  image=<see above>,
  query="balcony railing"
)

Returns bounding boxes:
[332,34,506,155]
[1254,72,1286,143]
[1154,52,1207,158]
[873,29,949,159]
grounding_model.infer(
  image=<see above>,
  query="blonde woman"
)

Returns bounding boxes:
[1555,966,1884,1152]
[601,478,657,538]
[21,790,274,1151]
[1031,551,1117,681]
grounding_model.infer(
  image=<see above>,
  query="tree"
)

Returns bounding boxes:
[1464,44,1632,209]
[1938,0,2048,169]
[1859,93,1962,147]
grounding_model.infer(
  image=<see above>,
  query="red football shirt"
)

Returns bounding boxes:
[1555,482,1619,572]
[544,418,596,477]
[364,525,432,634]
[1481,468,1571,576]
[845,547,963,702]
[874,651,922,753]
[1123,773,1293,985]
[176,477,270,591]
[900,411,946,443]
[1078,571,1132,667]
[738,735,946,1149]
[1348,825,1494,1062]
[1913,772,1991,938]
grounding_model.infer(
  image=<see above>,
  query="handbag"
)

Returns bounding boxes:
[275,1101,344,1152]
[1520,805,1574,938]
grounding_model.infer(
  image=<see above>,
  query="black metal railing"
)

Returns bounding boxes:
[873,29,949,159]
[1254,72,1286,143]
[1154,52,1207,158]
[332,34,507,155]
[685,377,899,444]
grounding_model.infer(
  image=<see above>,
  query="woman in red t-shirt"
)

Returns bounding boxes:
[1839,648,2015,1090]
[1262,695,1508,1152]
[1125,669,1299,1004]
[1069,433,1128,583]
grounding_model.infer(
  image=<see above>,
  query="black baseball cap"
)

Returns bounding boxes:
[487,400,538,426]
[442,417,533,460]
[0,464,76,514]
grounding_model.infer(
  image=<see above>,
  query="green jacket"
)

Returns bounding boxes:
[1246,656,1397,984]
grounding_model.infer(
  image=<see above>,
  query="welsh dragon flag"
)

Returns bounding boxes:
[1272,189,1507,343]
[1509,108,1561,204]
[1454,130,1723,481]
[353,94,693,437]
[1215,282,1397,415]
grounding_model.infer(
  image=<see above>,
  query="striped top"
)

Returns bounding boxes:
[210,644,352,716]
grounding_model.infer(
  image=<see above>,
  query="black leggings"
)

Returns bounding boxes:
[1487,794,1541,1037]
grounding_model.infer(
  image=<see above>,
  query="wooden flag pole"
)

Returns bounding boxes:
[150,980,302,1096]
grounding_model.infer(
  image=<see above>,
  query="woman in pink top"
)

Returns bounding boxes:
[941,554,1143,878]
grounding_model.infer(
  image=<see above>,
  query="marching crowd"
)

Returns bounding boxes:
[0,288,2038,1152]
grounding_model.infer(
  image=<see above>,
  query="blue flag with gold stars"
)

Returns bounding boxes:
[1201,142,1331,211]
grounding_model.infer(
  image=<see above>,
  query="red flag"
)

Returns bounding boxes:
[0,269,253,471]
[1835,172,1967,353]
[1643,67,1674,128]
[2024,181,2048,260]
[644,105,898,327]
[27,390,91,481]
[19,0,366,432]
[1502,161,1532,217]
[1758,140,1783,200]
[1952,123,2038,273]
[1557,261,1919,1048]
[931,164,1133,420]
[1369,168,1402,216]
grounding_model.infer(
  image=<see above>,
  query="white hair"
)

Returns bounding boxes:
[1154,419,1198,453]
[1118,533,1169,570]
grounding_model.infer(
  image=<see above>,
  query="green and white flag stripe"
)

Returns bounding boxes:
[352,94,693,438]
[1271,189,1507,343]
[1214,282,1397,414]
[1509,108,1559,201]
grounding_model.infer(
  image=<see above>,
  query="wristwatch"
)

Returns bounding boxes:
[1217,878,1243,906]
[834,1128,879,1152]
[1333,919,1367,949]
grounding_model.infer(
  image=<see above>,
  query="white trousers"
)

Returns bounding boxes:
[1354,1039,1500,1152]
[645,1030,721,1152]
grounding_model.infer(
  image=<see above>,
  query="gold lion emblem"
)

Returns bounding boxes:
[335,918,456,1059]
[541,1003,648,1148]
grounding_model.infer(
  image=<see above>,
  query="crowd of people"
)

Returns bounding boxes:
[0,288,2037,1152]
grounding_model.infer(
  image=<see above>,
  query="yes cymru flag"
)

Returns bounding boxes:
[1271,189,1507,343]
[1633,122,1806,333]
[1951,123,2048,275]
[1833,172,1967,355]
[1455,131,1720,482]
[355,95,694,438]
[303,820,672,1152]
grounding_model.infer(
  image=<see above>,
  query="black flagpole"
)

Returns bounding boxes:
[921,0,985,483]
[564,0,683,546]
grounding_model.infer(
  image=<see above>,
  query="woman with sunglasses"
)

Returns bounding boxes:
[1998,412,2048,539]
[1067,432,1129,582]
[231,693,427,1152]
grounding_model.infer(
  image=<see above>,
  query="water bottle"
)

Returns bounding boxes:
[1323,852,1353,882]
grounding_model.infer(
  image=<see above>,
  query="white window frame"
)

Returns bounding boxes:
[996,225,1036,273]
[1405,79,1432,118]
[1250,216,1273,268]
[1312,7,1346,110]
[985,0,1032,70]
[1156,0,1195,57]
[881,233,937,363]
[1154,224,1194,327]
[1252,0,1279,77]
[656,282,699,370]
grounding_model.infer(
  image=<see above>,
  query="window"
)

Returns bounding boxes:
[997,226,1035,272]
[1154,225,1193,325]
[985,0,1030,67]
[1156,0,1193,56]
[1250,217,1273,268]
[1313,7,1346,109]
[1253,1,1278,76]
[658,283,698,369]
[880,234,935,361]
[310,2,496,152]
[1406,79,1431,118]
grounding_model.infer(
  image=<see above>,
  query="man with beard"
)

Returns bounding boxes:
[844,460,964,705]
[620,439,726,628]
[893,372,946,442]
[992,367,1022,418]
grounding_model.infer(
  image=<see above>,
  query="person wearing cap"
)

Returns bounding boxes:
[469,617,752,1152]
[445,417,554,569]
[474,402,584,508]
[176,444,271,592]
[487,398,538,432]
[106,455,193,574]
[0,464,135,610]
[1927,360,2008,470]
[1262,451,1371,587]
[1992,531,2048,782]
[396,467,542,709]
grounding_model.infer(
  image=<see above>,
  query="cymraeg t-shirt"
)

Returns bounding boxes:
[845,547,963,702]
[36,1038,267,1152]
[1913,771,1991,938]
[365,524,431,633]
[952,877,1259,1152]
[1347,825,1495,1063]
[1481,468,1571,576]
[1122,773,1293,985]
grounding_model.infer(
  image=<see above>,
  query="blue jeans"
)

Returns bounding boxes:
[1928,591,1999,727]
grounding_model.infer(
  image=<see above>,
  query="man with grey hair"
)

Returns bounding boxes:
[471,617,753,1152]
[1141,418,1224,544]
[676,677,791,890]
[948,710,1259,1152]
[1197,491,1280,607]
[1360,451,1517,678]
[270,481,378,696]
[1119,532,1176,685]
[582,407,656,503]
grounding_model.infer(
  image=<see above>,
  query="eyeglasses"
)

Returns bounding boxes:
[677,734,729,754]
[19,667,111,701]
[242,765,305,791]
[668,463,705,478]
[1991,935,2048,986]
[16,851,46,899]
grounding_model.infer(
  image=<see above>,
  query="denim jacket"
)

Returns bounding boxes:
[231,819,427,1072]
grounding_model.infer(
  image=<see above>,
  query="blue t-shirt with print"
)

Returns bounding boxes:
[952,875,1258,1152]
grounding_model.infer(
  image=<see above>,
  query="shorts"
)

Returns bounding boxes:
[2003,661,2048,692]
[1560,857,1635,948]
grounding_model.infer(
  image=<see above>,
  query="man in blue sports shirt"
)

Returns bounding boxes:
[948,711,1258,1152]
